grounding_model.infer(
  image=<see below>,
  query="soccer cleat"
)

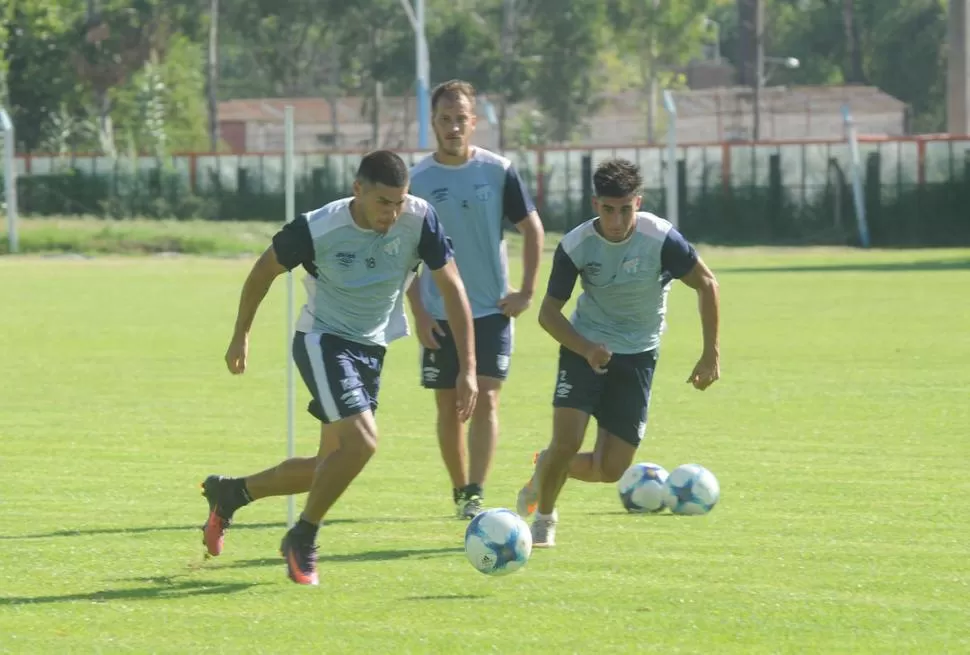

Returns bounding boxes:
[280,530,319,586]
[200,475,232,557]
[456,493,485,520]
[516,484,537,519]
[515,451,543,518]
[531,510,558,548]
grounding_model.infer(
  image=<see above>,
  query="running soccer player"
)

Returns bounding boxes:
[201,150,478,585]
[516,158,721,548]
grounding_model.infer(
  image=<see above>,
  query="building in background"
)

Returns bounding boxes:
[217,85,907,154]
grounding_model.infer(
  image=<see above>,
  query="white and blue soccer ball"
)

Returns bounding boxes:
[662,463,720,515]
[617,462,669,513]
[464,508,532,576]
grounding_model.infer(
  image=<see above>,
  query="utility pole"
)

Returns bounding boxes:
[738,0,763,141]
[498,0,516,151]
[948,0,970,134]
[206,0,219,152]
[397,0,430,148]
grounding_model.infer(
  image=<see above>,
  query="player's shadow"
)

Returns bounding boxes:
[222,546,465,569]
[721,258,970,274]
[587,511,679,517]
[0,577,257,606]
[0,518,424,540]
[405,594,488,601]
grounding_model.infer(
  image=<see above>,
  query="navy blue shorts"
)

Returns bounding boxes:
[420,314,513,388]
[552,346,658,446]
[292,331,385,423]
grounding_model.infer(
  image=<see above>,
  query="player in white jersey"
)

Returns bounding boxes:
[515,159,721,547]
[199,150,478,585]
[407,79,546,519]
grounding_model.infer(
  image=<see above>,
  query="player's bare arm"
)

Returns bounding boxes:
[499,211,545,318]
[679,256,720,390]
[225,245,287,375]
[431,259,479,421]
[405,270,445,349]
[538,295,612,374]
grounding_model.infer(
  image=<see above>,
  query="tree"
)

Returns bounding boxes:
[607,0,719,143]
[760,0,947,132]
[72,0,204,154]
[526,0,606,143]
[3,1,82,152]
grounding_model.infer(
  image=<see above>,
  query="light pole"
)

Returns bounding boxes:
[398,0,430,149]
[753,56,799,140]
[702,17,721,63]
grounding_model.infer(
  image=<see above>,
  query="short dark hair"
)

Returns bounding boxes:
[356,150,409,188]
[593,159,643,198]
[431,79,476,114]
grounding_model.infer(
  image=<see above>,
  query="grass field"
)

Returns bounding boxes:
[1,240,969,654]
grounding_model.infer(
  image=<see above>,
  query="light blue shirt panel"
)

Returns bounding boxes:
[295,197,430,347]
[410,149,514,320]
[559,214,675,354]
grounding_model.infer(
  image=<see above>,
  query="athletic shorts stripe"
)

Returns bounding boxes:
[303,332,341,420]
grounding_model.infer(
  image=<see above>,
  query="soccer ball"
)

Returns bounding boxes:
[662,463,720,515]
[464,508,532,576]
[616,462,669,513]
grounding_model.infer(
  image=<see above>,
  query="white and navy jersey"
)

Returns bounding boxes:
[272,196,453,348]
[547,212,698,355]
[410,147,536,320]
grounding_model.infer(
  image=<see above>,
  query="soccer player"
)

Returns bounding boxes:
[203,150,478,585]
[407,79,545,519]
[515,158,720,547]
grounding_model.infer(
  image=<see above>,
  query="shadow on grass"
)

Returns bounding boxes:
[405,594,488,601]
[1,517,431,540]
[587,511,680,517]
[220,546,465,569]
[720,258,970,274]
[0,578,257,606]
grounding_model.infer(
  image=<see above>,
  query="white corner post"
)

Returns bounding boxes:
[841,104,871,248]
[284,105,297,527]
[399,0,431,148]
[663,90,679,229]
[1,108,17,254]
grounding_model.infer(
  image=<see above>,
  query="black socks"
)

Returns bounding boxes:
[454,484,484,501]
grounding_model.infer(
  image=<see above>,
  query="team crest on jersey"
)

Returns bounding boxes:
[474,183,493,202]
[382,237,401,256]
[431,187,449,203]
[336,252,356,268]
[622,257,641,274]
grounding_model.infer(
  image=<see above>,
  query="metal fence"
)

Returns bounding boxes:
[5,136,970,245]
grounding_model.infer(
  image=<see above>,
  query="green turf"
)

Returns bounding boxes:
[1,216,280,256]
[1,245,969,654]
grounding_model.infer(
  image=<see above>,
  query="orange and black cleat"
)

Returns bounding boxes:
[200,475,232,558]
[279,529,319,586]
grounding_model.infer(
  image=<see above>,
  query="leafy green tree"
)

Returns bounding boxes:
[607,0,719,142]
[3,1,81,152]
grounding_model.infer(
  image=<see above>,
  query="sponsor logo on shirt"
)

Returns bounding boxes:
[336,252,356,268]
